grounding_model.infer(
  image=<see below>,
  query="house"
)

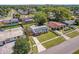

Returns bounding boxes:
[10,18,19,23]
[63,20,76,26]
[18,9,28,15]
[28,8,36,14]
[48,21,66,30]
[48,12,55,20]
[74,10,79,15]
[0,27,24,45]
[0,18,19,27]
[30,25,48,35]
[23,18,33,22]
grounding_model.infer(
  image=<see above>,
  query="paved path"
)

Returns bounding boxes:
[40,36,79,54]
[32,36,46,52]
[54,30,70,40]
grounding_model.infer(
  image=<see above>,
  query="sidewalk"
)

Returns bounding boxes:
[54,30,70,40]
[32,36,46,52]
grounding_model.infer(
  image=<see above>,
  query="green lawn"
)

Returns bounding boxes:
[42,37,65,48]
[24,22,35,28]
[1,25,19,30]
[61,28,74,34]
[29,36,38,54]
[77,25,79,28]
[66,31,79,38]
[29,36,35,46]
[73,50,79,54]
[37,31,58,42]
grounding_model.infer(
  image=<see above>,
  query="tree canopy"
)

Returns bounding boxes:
[13,37,30,54]
[34,11,47,25]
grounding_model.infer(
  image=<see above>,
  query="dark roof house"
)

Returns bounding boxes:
[63,20,76,25]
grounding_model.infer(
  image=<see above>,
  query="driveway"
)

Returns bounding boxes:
[40,36,79,54]
[32,36,46,52]
[54,30,70,40]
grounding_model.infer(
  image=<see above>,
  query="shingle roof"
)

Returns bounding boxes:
[48,21,65,28]
[30,25,48,34]
[63,20,75,25]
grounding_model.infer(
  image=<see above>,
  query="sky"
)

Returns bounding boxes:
[0,0,79,5]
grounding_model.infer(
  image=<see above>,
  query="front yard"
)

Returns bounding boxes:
[73,49,79,54]
[66,31,79,38]
[42,37,65,48]
[37,31,58,42]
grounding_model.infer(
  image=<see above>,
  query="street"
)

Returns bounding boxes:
[40,36,79,54]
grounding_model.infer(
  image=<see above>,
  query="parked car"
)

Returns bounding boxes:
[0,41,4,46]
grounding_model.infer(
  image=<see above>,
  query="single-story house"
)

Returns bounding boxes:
[74,10,79,15]
[10,18,19,23]
[23,18,33,22]
[0,18,19,27]
[18,9,28,15]
[0,18,19,23]
[48,21,66,30]
[63,20,76,26]
[30,25,48,35]
[47,12,55,20]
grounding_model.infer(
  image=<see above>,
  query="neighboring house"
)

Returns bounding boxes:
[63,20,77,29]
[0,27,24,46]
[28,8,36,14]
[63,20,76,26]
[23,18,33,23]
[48,12,55,20]
[30,25,48,35]
[0,18,19,27]
[48,21,66,30]
[18,9,28,15]
[74,10,79,15]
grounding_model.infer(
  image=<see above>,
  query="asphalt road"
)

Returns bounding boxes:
[40,36,79,54]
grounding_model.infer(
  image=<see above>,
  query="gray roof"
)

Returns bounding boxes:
[30,25,48,34]
[63,20,76,25]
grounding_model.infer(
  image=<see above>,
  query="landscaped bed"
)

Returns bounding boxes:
[37,31,58,42]
[42,37,65,48]
[66,31,79,38]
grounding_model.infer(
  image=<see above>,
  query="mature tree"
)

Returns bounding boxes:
[47,7,73,22]
[34,11,47,25]
[13,37,30,54]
